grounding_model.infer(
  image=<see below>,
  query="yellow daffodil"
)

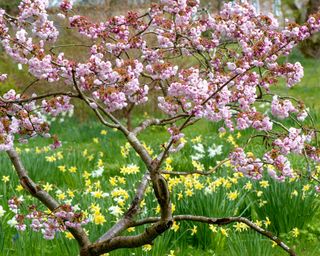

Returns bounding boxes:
[120,143,131,158]
[191,136,202,143]
[45,155,56,162]
[97,159,104,168]
[120,164,140,175]
[43,182,53,192]
[185,189,194,197]
[91,190,103,198]
[109,177,117,186]
[264,217,271,228]
[142,142,154,155]
[291,227,300,237]
[142,244,152,252]
[90,203,101,214]
[227,190,239,201]
[171,222,180,232]
[127,227,135,233]
[259,180,269,188]
[168,250,175,256]
[2,176,9,183]
[190,225,198,235]
[69,166,77,173]
[67,189,75,198]
[140,199,146,208]
[254,220,263,227]
[302,184,310,192]
[56,152,63,160]
[192,160,204,172]
[93,213,106,225]
[220,227,229,237]
[57,192,66,201]
[155,205,160,214]
[256,190,263,197]
[83,171,91,179]
[209,224,218,233]
[100,130,107,135]
[244,181,253,190]
[233,222,248,232]
[291,190,298,197]
[117,177,126,184]
[58,165,66,172]
[16,184,24,192]
[65,232,74,240]
[171,203,176,213]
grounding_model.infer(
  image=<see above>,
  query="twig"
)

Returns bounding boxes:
[131,215,296,256]
[161,158,230,176]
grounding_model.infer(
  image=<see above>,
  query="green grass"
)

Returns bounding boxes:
[0,114,319,256]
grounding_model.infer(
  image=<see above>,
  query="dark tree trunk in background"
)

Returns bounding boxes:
[300,0,320,58]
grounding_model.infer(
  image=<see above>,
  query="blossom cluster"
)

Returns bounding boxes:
[18,0,59,41]
[42,96,73,117]
[0,89,73,150]
[60,0,73,12]
[271,95,308,121]
[8,196,88,240]
[0,90,48,150]
[0,73,7,82]
[230,148,264,180]
[229,128,309,180]
[273,128,308,155]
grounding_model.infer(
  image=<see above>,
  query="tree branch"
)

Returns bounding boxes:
[132,114,188,135]
[0,92,79,104]
[161,158,230,176]
[87,220,172,255]
[131,215,296,256]
[71,70,120,129]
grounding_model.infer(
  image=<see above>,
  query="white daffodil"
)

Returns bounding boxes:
[208,144,223,158]
[108,206,123,217]
[7,217,18,227]
[193,143,205,153]
[191,153,205,160]
[91,167,104,178]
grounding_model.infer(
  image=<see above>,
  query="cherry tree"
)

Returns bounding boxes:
[1,0,320,255]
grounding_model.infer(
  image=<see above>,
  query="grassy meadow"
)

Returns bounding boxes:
[0,50,320,256]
